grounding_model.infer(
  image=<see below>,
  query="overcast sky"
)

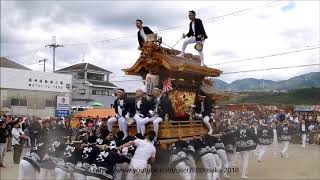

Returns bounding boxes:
[1,1,319,91]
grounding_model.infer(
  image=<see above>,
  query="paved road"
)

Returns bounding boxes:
[1,144,319,180]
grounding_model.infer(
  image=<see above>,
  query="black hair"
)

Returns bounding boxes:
[116,131,124,140]
[146,130,156,141]
[189,10,196,16]
[100,128,110,138]
[136,19,143,24]
[135,133,144,140]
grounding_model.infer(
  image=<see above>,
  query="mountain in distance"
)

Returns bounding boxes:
[213,72,320,91]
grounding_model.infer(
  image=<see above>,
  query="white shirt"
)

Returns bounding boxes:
[301,124,306,132]
[191,21,195,35]
[130,139,156,169]
[11,128,24,145]
[140,28,147,41]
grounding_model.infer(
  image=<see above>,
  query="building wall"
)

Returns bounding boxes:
[0,67,72,118]
[0,89,71,118]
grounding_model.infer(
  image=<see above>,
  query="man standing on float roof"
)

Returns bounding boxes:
[177,10,208,66]
[136,19,154,48]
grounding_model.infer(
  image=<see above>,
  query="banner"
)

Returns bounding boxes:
[145,73,159,94]
[294,105,313,112]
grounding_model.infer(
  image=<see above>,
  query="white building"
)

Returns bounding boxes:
[0,57,72,118]
[55,63,117,108]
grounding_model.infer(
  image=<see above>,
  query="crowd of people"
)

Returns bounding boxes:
[0,87,319,180]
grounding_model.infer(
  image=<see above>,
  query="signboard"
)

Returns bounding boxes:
[57,96,70,107]
[55,109,70,117]
[56,96,70,117]
[145,73,159,94]
[0,67,72,93]
[294,105,313,112]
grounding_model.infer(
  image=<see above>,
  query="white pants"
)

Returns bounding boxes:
[203,116,213,133]
[281,141,289,156]
[302,134,307,147]
[114,163,129,180]
[213,154,222,171]
[256,144,267,161]
[55,167,68,180]
[134,114,150,134]
[175,161,192,180]
[217,149,230,170]
[240,151,249,177]
[226,150,235,166]
[186,155,196,180]
[107,116,128,137]
[73,172,87,180]
[87,176,101,180]
[126,164,147,180]
[39,168,56,180]
[272,141,279,156]
[200,153,219,180]
[0,143,7,164]
[181,36,205,66]
[18,159,37,180]
[146,164,152,180]
[149,115,163,139]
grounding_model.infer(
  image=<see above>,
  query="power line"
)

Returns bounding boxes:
[63,1,283,47]
[207,46,320,66]
[109,63,320,82]
[221,63,320,75]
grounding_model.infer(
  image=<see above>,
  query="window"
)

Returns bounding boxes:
[11,98,27,106]
[92,89,106,95]
[79,89,86,94]
[78,73,84,79]
[45,100,55,107]
[60,81,63,85]
[29,78,32,82]
[45,80,48,83]
[40,80,43,83]
[87,73,104,81]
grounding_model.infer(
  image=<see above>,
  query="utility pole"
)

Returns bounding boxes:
[45,36,63,72]
[38,58,48,72]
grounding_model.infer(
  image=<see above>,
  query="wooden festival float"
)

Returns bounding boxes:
[121,35,229,149]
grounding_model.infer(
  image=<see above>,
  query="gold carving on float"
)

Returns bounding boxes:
[168,90,196,118]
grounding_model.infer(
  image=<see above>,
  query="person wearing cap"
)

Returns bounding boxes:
[11,120,28,164]
[107,88,134,138]
[235,118,257,179]
[177,10,208,66]
[279,119,293,158]
[148,86,173,140]
[255,121,273,162]
[133,89,151,135]
[0,120,8,167]
[194,91,214,135]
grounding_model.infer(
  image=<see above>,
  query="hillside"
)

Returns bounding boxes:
[213,72,320,91]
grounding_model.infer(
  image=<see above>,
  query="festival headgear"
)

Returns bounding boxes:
[153,86,162,92]
[116,88,125,94]
[198,91,206,98]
